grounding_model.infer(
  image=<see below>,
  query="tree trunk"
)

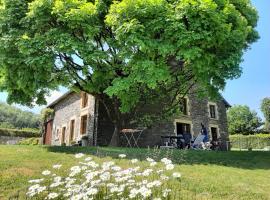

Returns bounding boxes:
[109,124,120,147]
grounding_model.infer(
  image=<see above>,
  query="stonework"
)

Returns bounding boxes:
[49,92,95,146]
[45,91,229,150]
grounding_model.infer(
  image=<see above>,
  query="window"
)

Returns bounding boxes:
[70,119,75,142]
[81,92,88,108]
[56,129,60,140]
[180,98,188,115]
[61,127,66,144]
[210,127,218,141]
[80,115,88,135]
[209,104,216,119]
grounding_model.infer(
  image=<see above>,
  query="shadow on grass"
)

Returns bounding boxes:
[44,146,270,170]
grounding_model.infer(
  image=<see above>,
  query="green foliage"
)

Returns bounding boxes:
[17,137,40,145]
[0,0,259,132]
[228,105,262,134]
[261,97,270,132]
[0,121,15,129]
[0,102,40,129]
[230,134,270,149]
[0,128,41,137]
[40,108,54,122]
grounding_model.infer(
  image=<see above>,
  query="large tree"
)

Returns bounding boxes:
[0,0,258,145]
[227,105,262,134]
[261,97,270,132]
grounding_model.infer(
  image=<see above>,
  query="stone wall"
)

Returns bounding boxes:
[50,92,95,146]
[0,136,24,145]
[132,96,229,150]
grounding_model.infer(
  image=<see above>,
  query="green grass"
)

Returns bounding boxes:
[0,145,270,200]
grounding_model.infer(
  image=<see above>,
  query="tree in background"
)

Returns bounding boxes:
[261,97,270,132]
[0,0,258,145]
[227,105,262,134]
[0,102,40,129]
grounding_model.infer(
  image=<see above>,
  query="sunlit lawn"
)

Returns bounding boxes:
[0,145,270,200]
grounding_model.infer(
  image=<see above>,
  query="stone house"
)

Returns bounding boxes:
[43,91,230,149]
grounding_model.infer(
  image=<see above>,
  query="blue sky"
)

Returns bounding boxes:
[0,0,269,118]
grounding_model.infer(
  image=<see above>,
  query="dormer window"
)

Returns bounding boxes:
[81,92,88,108]
[180,97,188,115]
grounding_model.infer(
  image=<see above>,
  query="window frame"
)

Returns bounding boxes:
[80,114,88,135]
[208,102,218,120]
[81,92,89,109]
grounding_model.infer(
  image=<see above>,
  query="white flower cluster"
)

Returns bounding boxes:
[26,153,181,199]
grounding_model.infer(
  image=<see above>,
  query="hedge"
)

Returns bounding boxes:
[0,128,41,138]
[229,134,270,149]
[17,137,41,145]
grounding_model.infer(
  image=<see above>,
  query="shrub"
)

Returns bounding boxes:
[0,128,41,138]
[229,134,270,149]
[17,138,41,145]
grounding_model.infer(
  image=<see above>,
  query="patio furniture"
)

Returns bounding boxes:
[120,128,145,148]
[161,135,185,149]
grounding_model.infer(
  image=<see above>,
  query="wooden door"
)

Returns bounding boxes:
[44,120,53,145]
[61,127,66,145]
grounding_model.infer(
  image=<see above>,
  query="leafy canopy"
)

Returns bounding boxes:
[227,105,262,134]
[260,97,270,131]
[0,102,40,129]
[0,0,258,124]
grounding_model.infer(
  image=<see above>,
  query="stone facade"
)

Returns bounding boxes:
[48,92,95,146]
[45,91,230,150]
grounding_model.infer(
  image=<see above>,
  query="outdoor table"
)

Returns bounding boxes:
[121,128,145,148]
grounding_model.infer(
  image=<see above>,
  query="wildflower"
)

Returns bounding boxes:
[161,158,172,165]
[42,170,51,176]
[172,172,181,178]
[47,192,59,199]
[27,184,46,197]
[86,187,98,196]
[131,159,138,163]
[118,154,126,158]
[28,179,44,183]
[162,189,172,197]
[100,171,111,181]
[85,157,92,161]
[146,157,154,162]
[52,164,62,169]
[150,161,157,166]
[74,153,85,158]
[165,163,174,170]
[142,168,153,176]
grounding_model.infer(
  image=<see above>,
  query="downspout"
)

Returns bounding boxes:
[93,98,99,146]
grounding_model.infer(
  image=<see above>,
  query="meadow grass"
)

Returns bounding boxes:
[0,145,270,200]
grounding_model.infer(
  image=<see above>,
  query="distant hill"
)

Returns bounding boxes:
[0,102,40,129]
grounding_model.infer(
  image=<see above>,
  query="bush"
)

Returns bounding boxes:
[17,138,40,145]
[0,128,41,138]
[229,134,270,149]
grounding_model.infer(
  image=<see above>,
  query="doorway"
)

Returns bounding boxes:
[61,127,66,145]
[176,123,191,135]
[210,127,218,141]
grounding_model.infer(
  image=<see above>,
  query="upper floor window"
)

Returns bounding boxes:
[81,92,88,108]
[209,104,217,119]
[180,97,188,115]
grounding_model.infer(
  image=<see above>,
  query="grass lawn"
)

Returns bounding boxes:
[0,145,270,200]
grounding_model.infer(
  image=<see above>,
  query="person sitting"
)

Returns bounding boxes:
[201,123,209,143]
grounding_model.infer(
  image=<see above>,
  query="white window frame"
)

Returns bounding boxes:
[174,119,194,138]
[208,102,219,120]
